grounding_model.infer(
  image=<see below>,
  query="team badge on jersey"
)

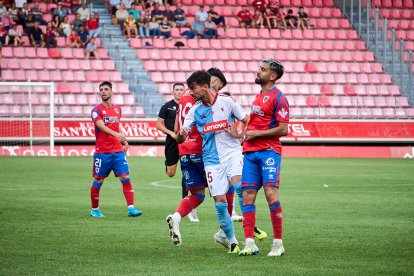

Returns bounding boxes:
[114,108,119,114]
[263,96,270,103]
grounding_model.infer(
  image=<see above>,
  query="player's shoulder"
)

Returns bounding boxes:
[91,104,102,112]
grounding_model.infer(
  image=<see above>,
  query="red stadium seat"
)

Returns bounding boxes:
[56,59,68,70]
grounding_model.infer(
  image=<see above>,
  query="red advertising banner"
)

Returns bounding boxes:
[0,119,414,141]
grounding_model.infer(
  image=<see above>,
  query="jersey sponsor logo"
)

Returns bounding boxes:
[263,96,269,103]
[103,116,119,123]
[202,120,228,134]
[251,105,264,116]
[278,107,288,118]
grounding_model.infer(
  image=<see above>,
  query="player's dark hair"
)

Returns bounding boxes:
[207,67,227,88]
[99,81,112,89]
[263,58,284,80]
[299,6,304,9]
[186,70,211,90]
[173,82,185,90]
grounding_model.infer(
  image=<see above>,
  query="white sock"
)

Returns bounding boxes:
[92,207,99,210]
[128,205,134,209]
[172,212,182,222]
[229,237,238,244]
[273,239,283,245]
[246,238,255,245]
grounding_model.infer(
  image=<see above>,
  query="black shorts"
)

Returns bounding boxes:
[165,139,179,166]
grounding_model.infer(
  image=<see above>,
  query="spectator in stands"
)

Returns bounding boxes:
[72,13,83,33]
[1,11,15,30]
[87,13,101,38]
[163,4,176,27]
[51,14,61,30]
[122,0,134,9]
[30,2,46,25]
[0,22,7,46]
[137,14,150,37]
[204,15,217,38]
[24,12,35,36]
[109,0,121,16]
[53,2,69,21]
[277,6,287,29]
[252,9,264,28]
[85,37,99,59]
[237,6,254,28]
[77,3,91,21]
[173,3,188,27]
[17,3,30,27]
[60,0,73,15]
[297,7,310,29]
[264,7,277,29]
[124,13,138,40]
[71,0,81,13]
[182,15,206,39]
[6,23,23,46]
[207,5,226,29]
[268,0,280,13]
[128,3,140,20]
[115,3,129,30]
[78,24,90,47]
[151,3,164,23]
[148,16,161,37]
[195,5,208,23]
[68,29,80,47]
[285,8,297,28]
[0,2,7,16]
[45,21,58,48]
[252,0,267,13]
[30,21,45,48]
[60,15,72,37]
[8,3,19,22]
[159,16,172,40]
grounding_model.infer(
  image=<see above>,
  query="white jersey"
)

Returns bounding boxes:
[183,94,246,166]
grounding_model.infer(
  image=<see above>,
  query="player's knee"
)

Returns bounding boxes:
[93,177,104,184]
[166,171,176,177]
[194,194,205,203]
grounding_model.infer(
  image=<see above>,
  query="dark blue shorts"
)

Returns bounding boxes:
[92,152,129,179]
[180,154,207,192]
[242,150,281,190]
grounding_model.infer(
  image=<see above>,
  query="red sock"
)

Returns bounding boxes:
[121,179,135,206]
[226,192,234,215]
[269,201,283,239]
[176,194,203,217]
[241,205,256,239]
[90,181,102,208]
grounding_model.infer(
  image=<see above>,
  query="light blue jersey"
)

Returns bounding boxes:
[183,94,246,166]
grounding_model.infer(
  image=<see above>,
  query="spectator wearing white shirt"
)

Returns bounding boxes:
[6,24,23,46]
[15,0,27,9]
[77,3,91,21]
[195,5,208,22]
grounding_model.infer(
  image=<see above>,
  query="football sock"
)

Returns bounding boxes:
[215,202,235,240]
[269,201,283,239]
[241,204,256,239]
[233,181,243,211]
[90,181,102,209]
[226,185,234,215]
[176,194,204,217]
[121,178,134,206]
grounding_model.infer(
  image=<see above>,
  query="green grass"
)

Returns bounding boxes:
[0,157,413,275]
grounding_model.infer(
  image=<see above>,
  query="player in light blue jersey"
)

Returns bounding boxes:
[177,70,249,254]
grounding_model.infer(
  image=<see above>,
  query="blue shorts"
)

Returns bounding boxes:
[180,154,207,192]
[241,150,281,190]
[92,152,129,179]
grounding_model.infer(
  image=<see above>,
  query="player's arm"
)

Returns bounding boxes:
[174,113,179,134]
[95,119,126,143]
[176,106,196,144]
[156,117,177,139]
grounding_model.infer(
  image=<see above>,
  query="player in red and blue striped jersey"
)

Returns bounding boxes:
[89,81,143,218]
[239,59,289,257]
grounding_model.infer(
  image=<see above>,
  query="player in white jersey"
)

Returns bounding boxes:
[177,70,249,254]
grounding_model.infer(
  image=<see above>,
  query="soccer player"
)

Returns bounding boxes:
[238,59,289,257]
[156,83,200,221]
[176,70,249,254]
[89,81,143,218]
[166,68,227,246]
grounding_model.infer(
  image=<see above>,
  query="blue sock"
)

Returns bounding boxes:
[233,182,243,211]
[215,202,235,240]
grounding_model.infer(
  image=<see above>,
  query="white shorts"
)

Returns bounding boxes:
[205,152,243,197]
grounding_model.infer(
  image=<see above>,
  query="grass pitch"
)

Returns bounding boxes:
[0,157,413,275]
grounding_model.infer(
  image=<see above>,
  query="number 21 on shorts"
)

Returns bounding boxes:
[94,158,102,174]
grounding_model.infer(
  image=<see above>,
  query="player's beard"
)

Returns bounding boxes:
[255,76,263,84]
[101,94,111,101]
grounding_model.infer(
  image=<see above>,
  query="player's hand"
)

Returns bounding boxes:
[225,124,241,139]
[123,143,129,153]
[170,132,177,140]
[243,130,258,141]
[115,133,126,143]
[179,127,190,135]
